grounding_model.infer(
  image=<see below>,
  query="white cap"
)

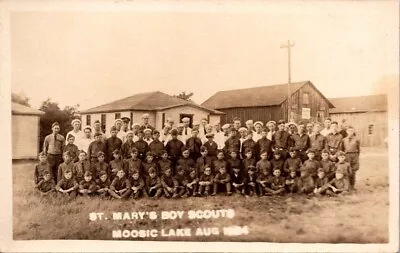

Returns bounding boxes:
[222,124,230,129]
[182,117,190,122]
[71,119,81,125]
[245,120,254,124]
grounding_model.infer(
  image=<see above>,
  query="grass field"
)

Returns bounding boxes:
[13,147,389,242]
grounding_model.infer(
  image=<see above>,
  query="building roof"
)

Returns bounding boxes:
[201,80,334,109]
[12,102,44,116]
[81,91,224,114]
[329,94,387,114]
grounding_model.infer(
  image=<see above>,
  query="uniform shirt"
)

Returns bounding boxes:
[213,159,228,173]
[73,160,92,182]
[37,179,56,193]
[105,136,122,160]
[149,139,165,158]
[92,162,110,178]
[320,159,335,178]
[291,133,310,151]
[335,161,352,177]
[329,177,350,191]
[161,174,178,188]
[256,159,272,174]
[129,177,145,189]
[121,140,135,159]
[242,158,256,173]
[241,139,258,158]
[123,158,142,177]
[160,133,171,145]
[309,133,327,152]
[272,130,291,149]
[177,157,196,173]
[78,137,93,154]
[34,162,51,184]
[87,141,106,159]
[110,176,131,191]
[270,176,285,190]
[142,161,158,176]
[214,131,226,150]
[314,177,329,189]
[270,158,284,171]
[320,128,331,137]
[56,178,78,191]
[158,158,172,171]
[174,174,186,187]
[203,141,218,158]
[224,137,241,155]
[214,172,231,183]
[145,176,161,189]
[283,157,302,173]
[110,159,124,178]
[134,139,149,160]
[297,176,314,191]
[326,132,343,152]
[57,162,74,182]
[244,173,257,185]
[302,159,321,177]
[63,144,79,162]
[43,133,65,155]
[227,158,242,174]
[257,137,273,158]
[96,178,111,189]
[185,137,202,160]
[256,173,272,185]
[196,156,213,177]
[199,173,214,184]
[79,179,97,192]
[165,139,184,158]
[66,130,85,147]
[340,135,360,153]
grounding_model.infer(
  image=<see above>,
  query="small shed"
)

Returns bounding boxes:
[80,91,224,132]
[329,94,388,147]
[201,80,334,124]
[12,102,44,159]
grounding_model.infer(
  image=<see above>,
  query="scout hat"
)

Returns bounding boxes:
[254,121,263,127]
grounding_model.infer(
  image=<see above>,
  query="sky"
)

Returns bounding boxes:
[10,1,399,110]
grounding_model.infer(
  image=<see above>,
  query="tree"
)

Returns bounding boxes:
[39,98,80,149]
[174,92,194,101]
[11,92,30,107]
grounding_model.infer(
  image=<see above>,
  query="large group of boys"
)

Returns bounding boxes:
[35,113,361,200]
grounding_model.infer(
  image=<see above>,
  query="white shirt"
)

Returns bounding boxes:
[66,130,84,147]
[78,137,93,153]
[239,138,246,152]
[267,131,275,141]
[117,130,127,143]
[178,135,186,145]
[144,137,153,145]
[214,131,225,150]
[320,128,331,137]
[253,132,263,142]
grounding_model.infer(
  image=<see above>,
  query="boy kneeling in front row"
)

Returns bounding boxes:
[326,168,351,196]
[184,168,198,197]
[78,171,97,196]
[129,169,145,199]
[213,166,232,196]
[55,169,78,199]
[198,166,213,196]
[96,170,111,197]
[145,167,163,198]
[109,168,131,199]
[161,167,178,198]
[35,170,56,196]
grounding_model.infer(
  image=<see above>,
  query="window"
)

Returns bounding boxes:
[101,114,106,132]
[303,93,310,107]
[368,124,374,135]
[115,113,121,119]
[86,115,91,126]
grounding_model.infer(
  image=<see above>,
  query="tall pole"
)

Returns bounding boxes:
[280,40,295,122]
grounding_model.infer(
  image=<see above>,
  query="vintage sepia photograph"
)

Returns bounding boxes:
[1,0,399,252]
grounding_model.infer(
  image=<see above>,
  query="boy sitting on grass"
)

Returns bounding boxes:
[174,166,188,198]
[296,168,315,194]
[123,148,142,178]
[35,170,56,196]
[326,168,351,196]
[212,166,232,196]
[267,168,286,196]
[231,167,245,195]
[78,171,97,196]
[129,170,145,199]
[256,167,272,196]
[55,169,78,199]
[313,168,330,195]
[109,168,131,199]
[285,168,298,194]
[145,167,162,199]
[198,166,214,196]
[184,168,198,197]
[96,170,111,197]
[34,152,51,186]
[161,167,178,198]
[244,165,258,196]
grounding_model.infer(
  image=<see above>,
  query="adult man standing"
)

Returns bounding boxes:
[198,118,208,140]
[213,121,225,150]
[43,122,65,182]
[290,122,310,162]
[245,119,255,133]
[233,118,242,139]
[339,119,348,138]
[66,119,84,146]
[306,123,314,136]
[271,120,291,159]
[117,117,130,142]
[140,113,155,132]
[309,123,327,160]
[181,117,192,143]
[320,118,332,137]
[326,121,343,162]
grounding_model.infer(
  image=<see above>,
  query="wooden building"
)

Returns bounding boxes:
[80,91,223,132]
[12,102,44,160]
[329,94,387,147]
[201,80,334,124]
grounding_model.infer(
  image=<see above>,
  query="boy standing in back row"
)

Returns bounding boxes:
[340,126,360,190]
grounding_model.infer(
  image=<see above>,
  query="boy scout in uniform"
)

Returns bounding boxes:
[134,130,150,161]
[142,152,159,176]
[340,126,360,189]
[227,149,242,175]
[267,168,286,196]
[55,169,78,198]
[87,132,106,164]
[177,148,196,174]
[335,151,353,182]
[256,150,272,175]
[92,151,110,179]
[35,170,56,196]
[161,167,179,198]
[43,122,65,182]
[313,168,330,195]
[213,150,228,175]
[301,149,321,179]
[326,121,343,162]
[92,120,106,142]
[241,131,258,160]
[123,148,142,177]
[110,149,124,179]
[109,168,131,199]
[185,128,203,161]
[195,146,213,178]
[198,166,214,196]
[34,152,51,185]
[121,131,135,159]
[145,167,163,198]
[290,122,310,162]
[158,150,172,174]
[73,150,92,183]
[224,128,241,157]
[183,168,198,197]
[309,123,327,160]
[203,133,218,161]
[256,167,272,196]
[326,167,351,195]
[244,165,258,196]
[63,134,79,162]
[96,171,111,197]
[285,168,298,194]
[78,171,97,196]
[129,170,145,199]
[106,126,123,162]
[320,150,336,180]
[257,127,273,160]
[165,129,184,170]
[174,166,188,198]
[212,165,232,196]
[149,130,165,161]
[296,168,315,194]
[270,150,284,174]
[283,147,302,176]
[230,166,245,195]
[57,151,75,183]
[272,120,291,160]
